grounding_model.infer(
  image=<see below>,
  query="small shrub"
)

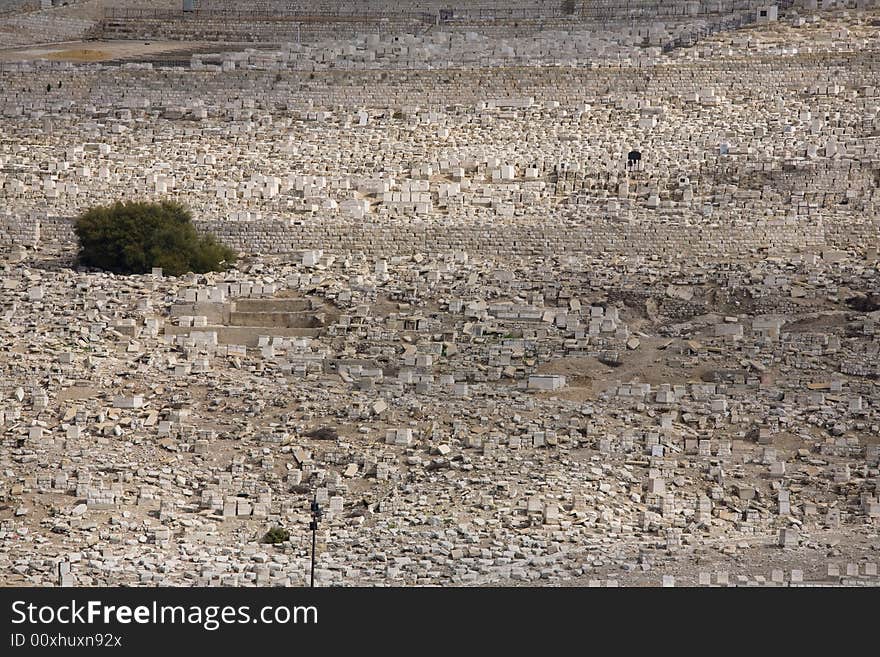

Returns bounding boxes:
[74,200,236,276]
[262,527,290,544]
[845,294,880,312]
[304,427,339,441]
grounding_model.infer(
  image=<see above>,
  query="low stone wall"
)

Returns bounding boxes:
[4,211,875,260]
[102,13,433,44]
[0,212,40,247]
[0,1,39,14]
[196,215,835,258]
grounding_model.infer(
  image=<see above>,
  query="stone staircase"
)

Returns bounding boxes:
[228,297,325,329]
[166,294,332,346]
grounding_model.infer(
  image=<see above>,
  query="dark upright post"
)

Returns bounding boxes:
[310,497,322,587]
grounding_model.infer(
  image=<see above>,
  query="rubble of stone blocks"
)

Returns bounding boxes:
[0,2,879,587]
[0,241,878,586]
[1,8,880,261]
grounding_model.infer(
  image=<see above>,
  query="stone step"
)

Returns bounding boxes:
[228,310,324,328]
[233,298,312,313]
[164,324,321,346]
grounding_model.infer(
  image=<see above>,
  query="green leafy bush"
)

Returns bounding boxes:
[74,200,236,276]
[262,527,290,544]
